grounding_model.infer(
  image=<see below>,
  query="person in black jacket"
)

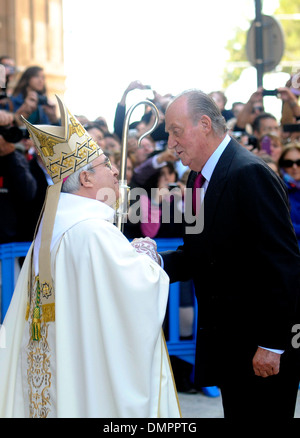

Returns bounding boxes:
[161,89,300,419]
[113,80,170,145]
[26,152,50,240]
[0,111,37,243]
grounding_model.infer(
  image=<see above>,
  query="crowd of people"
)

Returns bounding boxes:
[1,57,300,398]
[1,59,299,246]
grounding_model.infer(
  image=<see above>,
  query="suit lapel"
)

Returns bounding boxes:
[187,170,197,189]
[203,139,237,232]
[186,139,238,235]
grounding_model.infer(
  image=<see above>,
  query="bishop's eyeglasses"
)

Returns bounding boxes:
[91,157,112,171]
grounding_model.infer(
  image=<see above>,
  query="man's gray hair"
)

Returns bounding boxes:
[171,89,227,136]
[61,162,95,194]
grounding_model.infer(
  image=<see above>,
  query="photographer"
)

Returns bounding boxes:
[280,83,300,143]
[234,87,265,133]
[278,86,300,121]
[0,110,37,243]
[113,80,170,145]
[235,85,300,140]
[4,66,59,126]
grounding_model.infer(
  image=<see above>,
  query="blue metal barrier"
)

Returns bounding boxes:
[0,242,31,323]
[156,239,219,397]
[155,238,198,365]
[0,238,219,397]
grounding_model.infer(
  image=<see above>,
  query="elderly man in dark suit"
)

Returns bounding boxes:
[161,89,300,418]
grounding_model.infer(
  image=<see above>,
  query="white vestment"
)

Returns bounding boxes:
[0,193,181,418]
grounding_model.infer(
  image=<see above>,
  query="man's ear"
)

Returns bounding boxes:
[199,115,212,133]
[79,170,93,187]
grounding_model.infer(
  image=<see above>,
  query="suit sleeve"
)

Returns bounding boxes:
[160,246,193,284]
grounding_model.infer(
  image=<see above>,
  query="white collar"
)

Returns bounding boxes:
[52,193,115,248]
[201,134,231,183]
[33,193,115,274]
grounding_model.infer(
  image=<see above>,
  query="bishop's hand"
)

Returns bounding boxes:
[131,237,161,265]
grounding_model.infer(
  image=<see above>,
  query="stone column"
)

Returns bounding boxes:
[0,0,65,98]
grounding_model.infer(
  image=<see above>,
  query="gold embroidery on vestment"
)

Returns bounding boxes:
[26,323,52,418]
[26,275,53,417]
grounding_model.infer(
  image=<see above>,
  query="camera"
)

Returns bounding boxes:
[262,89,278,97]
[168,183,180,191]
[247,135,258,149]
[0,90,7,101]
[232,131,246,142]
[232,131,258,150]
[38,95,49,106]
[283,124,300,133]
[0,126,29,143]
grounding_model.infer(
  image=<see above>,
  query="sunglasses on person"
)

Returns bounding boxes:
[281,159,300,168]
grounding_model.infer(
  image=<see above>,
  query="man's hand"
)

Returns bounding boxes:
[157,148,178,164]
[42,97,58,124]
[0,110,14,126]
[119,80,147,105]
[277,86,298,103]
[248,87,264,105]
[22,90,39,114]
[252,347,281,378]
[13,91,38,125]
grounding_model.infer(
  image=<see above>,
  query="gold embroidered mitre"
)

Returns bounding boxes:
[21,95,103,183]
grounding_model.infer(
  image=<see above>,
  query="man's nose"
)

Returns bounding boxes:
[167,134,177,149]
[113,165,119,177]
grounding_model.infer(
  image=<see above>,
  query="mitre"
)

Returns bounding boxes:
[21,94,103,183]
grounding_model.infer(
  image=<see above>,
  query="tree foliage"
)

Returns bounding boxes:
[275,0,300,65]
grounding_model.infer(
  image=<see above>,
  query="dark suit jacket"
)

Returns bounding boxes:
[161,138,300,386]
[22,156,49,241]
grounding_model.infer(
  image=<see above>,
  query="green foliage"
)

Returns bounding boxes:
[223,28,247,89]
[275,2,300,69]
